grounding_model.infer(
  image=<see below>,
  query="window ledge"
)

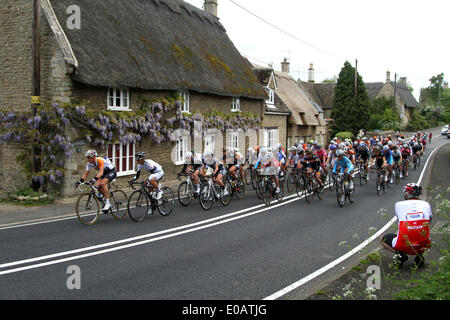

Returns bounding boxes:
[117,170,136,177]
[107,107,132,111]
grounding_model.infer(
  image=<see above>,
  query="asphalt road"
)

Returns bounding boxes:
[0,129,448,300]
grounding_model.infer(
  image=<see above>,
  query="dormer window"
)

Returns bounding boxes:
[107,88,130,111]
[265,87,275,107]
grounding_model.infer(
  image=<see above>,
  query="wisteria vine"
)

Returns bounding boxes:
[0,97,262,191]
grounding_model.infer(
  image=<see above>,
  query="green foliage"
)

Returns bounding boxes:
[335,131,354,140]
[0,187,55,207]
[405,109,429,131]
[331,61,370,136]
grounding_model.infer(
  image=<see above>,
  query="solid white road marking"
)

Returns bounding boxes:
[263,141,446,300]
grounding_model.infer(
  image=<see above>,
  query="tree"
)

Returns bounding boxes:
[331,61,370,136]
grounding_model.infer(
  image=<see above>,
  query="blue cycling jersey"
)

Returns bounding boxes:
[382,150,393,165]
[332,156,354,174]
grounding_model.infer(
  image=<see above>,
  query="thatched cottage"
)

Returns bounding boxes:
[0,0,267,196]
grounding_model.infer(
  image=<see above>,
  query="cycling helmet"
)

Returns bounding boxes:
[388,140,393,146]
[297,146,304,153]
[359,142,366,148]
[271,146,278,153]
[305,148,312,154]
[316,144,322,149]
[383,145,389,151]
[204,151,214,159]
[85,150,97,158]
[135,151,146,160]
[260,146,267,154]
[289,146,297,152]
[336,149,345,157]
[403,183,422,199]
[265,152,273,161]
[329,144,336,150]
[184,151,192,160]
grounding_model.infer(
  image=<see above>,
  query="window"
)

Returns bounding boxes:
[265,87,275,107]
[179,91,190,113]
[107,88,130,111]
[175,135,189,165]
[107,143,135,177]
[204,134,216,154]
[264,129,278,149]
[228,132,239,149]
[231,97,240,112]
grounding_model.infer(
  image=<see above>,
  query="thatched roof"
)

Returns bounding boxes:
[394,83,419,108]
[275,72,324,126]
[299,81,336,111]
[45,0,265,99]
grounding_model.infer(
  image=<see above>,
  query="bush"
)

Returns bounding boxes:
[335,132,354,140]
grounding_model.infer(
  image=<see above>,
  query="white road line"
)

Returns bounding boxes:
[263,141,446,300]
[0,194,305,276]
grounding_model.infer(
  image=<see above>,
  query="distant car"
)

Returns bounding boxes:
[442,125,449,135]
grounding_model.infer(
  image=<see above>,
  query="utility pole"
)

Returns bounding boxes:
[393,73,397,112]
[354,59,358,108]
[31,0,41,191]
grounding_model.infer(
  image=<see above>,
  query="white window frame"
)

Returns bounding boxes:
[265,87,275,107]
[204,134,216,154]
[107,87,131,111]
[175,135,189,165]
[228,132,239,150]
[264,129,278,149]
[231,97,240,112]
[107,143,135,177]
[179,91,190,114]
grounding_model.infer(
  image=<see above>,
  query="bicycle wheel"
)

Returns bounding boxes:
[261,181,273,206]
[316,180,325,200]
[110,190,128,220]
[286,172,295,194]
[158,187,175,216]
[244,167,252,186]
[336,181,346,207]
[348,182,356,203]
[305,178,313,204]
[199,183,214,211]
[76,193,100,226]
[376,176,382,196]
[275,180,284,203]
[178,181,193,207]
[127,190,149,222]
[219,180,232,206]
[255,176,264,199]
[295,175,306,197]
[395,168,400,184]
[329,174,336,192]
[234,178,245,199]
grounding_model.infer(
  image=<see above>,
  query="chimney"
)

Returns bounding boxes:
[281,58,290,74]
[386,70,391,82]
[204,0,218,17]
[399,77,407,85]
[308,63,315,83]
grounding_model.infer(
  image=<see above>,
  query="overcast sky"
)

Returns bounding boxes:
[185,0,449,100]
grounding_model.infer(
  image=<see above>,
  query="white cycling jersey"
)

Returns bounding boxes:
[393,199,432,255]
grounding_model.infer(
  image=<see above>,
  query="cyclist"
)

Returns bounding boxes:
[76,150,116,211]
[391,145,403,179]
[381,145,394,184]
[201,151,228,196]
[272,144,287,176]
[420,133,427,153]
[357,141,370,181]
[400,143,412,177]
[332,149,354,190]
[179,151,203,194]
[130,151,164,200]
[315,144,328,177]
[381,183,432,268]
[256,151,281,194]
[300,148,324,189]
[228,148,245,184]
[411,142,422,166]
[372,146,387,188]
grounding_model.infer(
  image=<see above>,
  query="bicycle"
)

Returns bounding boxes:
[75,181,128,226]
[393,162,401,184]
[357,160,369,186]
[225,171,245,200]
[256,169,284,206]
[413,153,421,170]
[335,172,356,207]
[127,181,175,222]
[286,166,300,194]
[303,169,324,204]
[177,171,199,207]
[198,175,232,211]
[375,167,387,196]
